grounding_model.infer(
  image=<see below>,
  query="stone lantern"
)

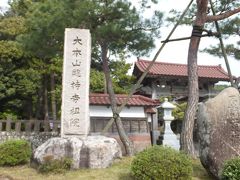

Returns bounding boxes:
[161,98,180,150]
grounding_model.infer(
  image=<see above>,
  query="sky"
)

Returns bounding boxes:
[132,0,240,78]
[0,0,8,12]
[0,0,239,77]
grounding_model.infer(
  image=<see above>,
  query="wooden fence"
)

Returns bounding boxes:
[0,118,149,134]
[0,119,61,133]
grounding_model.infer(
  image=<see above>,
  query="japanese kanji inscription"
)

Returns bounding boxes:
[61,29,91,137]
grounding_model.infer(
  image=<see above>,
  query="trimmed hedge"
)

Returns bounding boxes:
[221,157,240,180]
[0,139,31,166]
[131,145,192,180]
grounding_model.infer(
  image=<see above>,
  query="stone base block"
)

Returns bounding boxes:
[32,135,122,169]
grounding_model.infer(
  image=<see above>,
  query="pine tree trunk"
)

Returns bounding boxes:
[43,75,49,120]
[50,72,57,120]
[180,35,200,157]
[180,0,240,157]
[180,0,208,157]
[104,77,107,94]
[36,87,43,119]
[101,43,134,156]
[27,97,33,119]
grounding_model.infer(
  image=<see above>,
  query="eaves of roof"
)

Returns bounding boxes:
[89,93,159,106]
[133,59,231,81]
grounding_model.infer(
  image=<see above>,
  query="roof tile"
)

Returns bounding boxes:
[90,93,159,106]
[134,59,230,80]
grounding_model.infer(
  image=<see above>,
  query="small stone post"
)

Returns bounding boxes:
[161,98,179,150]
[151,113,160,145]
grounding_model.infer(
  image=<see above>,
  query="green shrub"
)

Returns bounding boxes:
[131,145,192,180]
[38,155,72,174]
[221,157,240,180]
[0,139,31,166]
[0,111,18,120]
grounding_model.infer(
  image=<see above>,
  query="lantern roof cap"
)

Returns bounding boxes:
[161,98,176,109]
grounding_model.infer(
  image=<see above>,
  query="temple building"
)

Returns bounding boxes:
[133,59,231,101]
[88,59,233,151]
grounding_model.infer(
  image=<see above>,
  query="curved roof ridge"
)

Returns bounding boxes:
[198,64,223,68]
[138,59,187,66]
[137,94,158,103]
[89,93,159,106]
[138,59,223,68]
[90,93,144,97]
[90,93,109,96]
[216,65,232,77]
[134,59,231,80]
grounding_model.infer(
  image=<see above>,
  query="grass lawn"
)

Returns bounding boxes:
[0,157,213,180]
[192,159,213,180]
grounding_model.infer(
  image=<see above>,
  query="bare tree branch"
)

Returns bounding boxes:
[206,7,240,22]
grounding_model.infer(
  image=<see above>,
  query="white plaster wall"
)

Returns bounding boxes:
[90,105,146,118]
[147,114,152,123]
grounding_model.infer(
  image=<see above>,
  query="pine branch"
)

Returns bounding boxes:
[206,7,240,22]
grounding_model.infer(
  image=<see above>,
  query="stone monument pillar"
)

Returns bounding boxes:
[161,98,179,150]
[32,29,122,170]
[61,29,91,137]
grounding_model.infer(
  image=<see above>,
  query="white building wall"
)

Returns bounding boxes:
[147,114,152,123]
[90,105,146,118]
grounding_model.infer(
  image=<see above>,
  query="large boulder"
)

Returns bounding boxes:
[32,135,122,169]
[197,87,240,178]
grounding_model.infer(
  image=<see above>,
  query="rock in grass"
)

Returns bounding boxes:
[197,87,240,178]
[32,136,122,169]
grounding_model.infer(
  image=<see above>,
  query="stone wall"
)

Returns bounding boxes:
[0,132,60,149]
[0,131,151,154]
[0,119,60,149]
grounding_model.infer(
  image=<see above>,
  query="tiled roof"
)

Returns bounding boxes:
[90,93,159,106]
[133,59,231,80]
